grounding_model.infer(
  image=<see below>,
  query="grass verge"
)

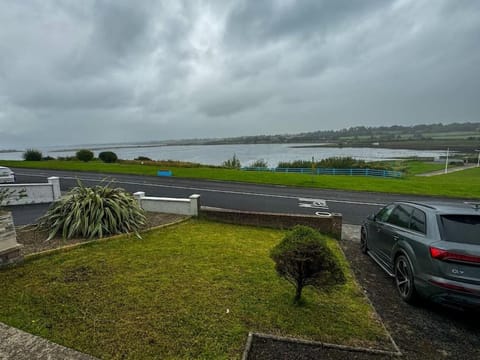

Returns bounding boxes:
[2,159,479,198]
[0,220,390,359]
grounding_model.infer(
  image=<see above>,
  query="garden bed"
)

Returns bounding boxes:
[16,212,186,256]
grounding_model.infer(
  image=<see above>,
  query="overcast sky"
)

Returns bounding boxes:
[1,0,479,148]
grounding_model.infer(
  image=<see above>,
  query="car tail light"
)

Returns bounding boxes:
[429,246,480,264]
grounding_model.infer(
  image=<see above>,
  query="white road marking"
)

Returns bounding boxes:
[315,211,332,217]
[15,171,386,207]
[298,198,328,209]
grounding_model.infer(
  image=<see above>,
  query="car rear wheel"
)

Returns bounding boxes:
[395,254,418,303]
[360,227,368,254]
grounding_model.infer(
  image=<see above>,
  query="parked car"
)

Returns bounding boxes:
[361,201,480,309]
[0,166,15,183]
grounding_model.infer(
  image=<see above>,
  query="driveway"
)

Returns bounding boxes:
[341,225,480,360]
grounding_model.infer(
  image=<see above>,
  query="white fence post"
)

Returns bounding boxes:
[133,191,145,208]
[48,177,61,201]
[189,194,201,216]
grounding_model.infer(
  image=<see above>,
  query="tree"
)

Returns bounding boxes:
[270,225,346,302]
[99,151,118,163]
[23,149,42,161]
[76,149,94,162]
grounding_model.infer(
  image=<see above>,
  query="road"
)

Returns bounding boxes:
[9,167,473,226]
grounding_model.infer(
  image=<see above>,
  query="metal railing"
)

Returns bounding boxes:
[241,167,403,178]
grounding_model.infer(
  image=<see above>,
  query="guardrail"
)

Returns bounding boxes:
[242,167,403,178]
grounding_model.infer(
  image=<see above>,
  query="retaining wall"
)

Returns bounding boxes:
[134,192,200,216]
[200,207,342,239]
[0,177,61,205]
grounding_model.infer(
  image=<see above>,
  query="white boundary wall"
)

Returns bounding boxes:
[134,192,200,216]
[0,177,61,205]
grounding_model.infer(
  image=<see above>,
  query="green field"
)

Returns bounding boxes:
[0,220,390,359]
[2,159,479,199]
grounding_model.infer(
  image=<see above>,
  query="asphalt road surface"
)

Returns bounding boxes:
[9,167,474,226]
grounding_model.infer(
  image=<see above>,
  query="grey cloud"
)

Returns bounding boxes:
[0,0,479,148]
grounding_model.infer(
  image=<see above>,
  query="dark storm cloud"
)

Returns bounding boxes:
[0,0,479,147]
[224,0,389,47]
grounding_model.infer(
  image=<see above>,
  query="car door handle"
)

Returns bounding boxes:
[393,235,399,241]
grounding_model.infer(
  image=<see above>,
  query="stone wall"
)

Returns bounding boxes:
[0,212,23,267]
[200,207,342,239]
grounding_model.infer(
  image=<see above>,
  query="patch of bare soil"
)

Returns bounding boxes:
[16,212,187,256]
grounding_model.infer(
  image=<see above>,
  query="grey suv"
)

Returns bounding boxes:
[361,201,480,309]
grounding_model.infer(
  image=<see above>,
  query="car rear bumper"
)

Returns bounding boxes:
[418,276,480,309]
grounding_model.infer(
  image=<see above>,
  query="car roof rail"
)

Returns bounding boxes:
[400,201,436,209]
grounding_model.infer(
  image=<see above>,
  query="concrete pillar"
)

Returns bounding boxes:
[0,212,23,267]
[133,191,145,209]
[189,194,201,216]
[48,177,61,201]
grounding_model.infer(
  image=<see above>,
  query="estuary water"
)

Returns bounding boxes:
[0,143,447,167]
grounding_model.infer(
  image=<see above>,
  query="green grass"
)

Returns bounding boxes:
[2,159,480,199]
[400,160,448,175]
[0,220,389,359]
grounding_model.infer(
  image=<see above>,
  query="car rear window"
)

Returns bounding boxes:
[439,215,480,244]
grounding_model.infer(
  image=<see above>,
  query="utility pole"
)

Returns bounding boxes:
[311,156,315,183]
[444,148,449,174]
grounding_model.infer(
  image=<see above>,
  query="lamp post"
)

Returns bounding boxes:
[444,148,449,174]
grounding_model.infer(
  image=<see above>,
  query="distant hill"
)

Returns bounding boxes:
[161,122,480,151]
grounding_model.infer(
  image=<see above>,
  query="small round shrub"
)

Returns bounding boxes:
[23,149,43,161]
[270,225,346,302]
[37,182,146,240]
[99,151,118,163]
[76,149,94,162]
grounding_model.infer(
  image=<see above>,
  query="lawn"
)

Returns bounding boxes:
[0,220,390,359]
[2,159,479,198]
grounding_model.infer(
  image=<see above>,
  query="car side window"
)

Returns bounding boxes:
[376,204,395,222]
[410,209,426,234]
[387,205,412,229]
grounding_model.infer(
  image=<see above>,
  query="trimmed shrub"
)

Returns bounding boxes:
[270,225,346,302]
[37,181,146,240]
[23,149,42,161]
[76,149,94,162]
[222,154,241,169]
[99,151,118,163]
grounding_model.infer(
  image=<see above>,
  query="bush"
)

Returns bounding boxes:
[76,149,94,162]
[134,156,152,161]
[37,182,146,240]
[99,151,118,163]
[222,154,241,169]
[42,156,56,161]
[250,159,268,168]
[23,149,42,161]
[277,160,312,168]
[270,225,346,302]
